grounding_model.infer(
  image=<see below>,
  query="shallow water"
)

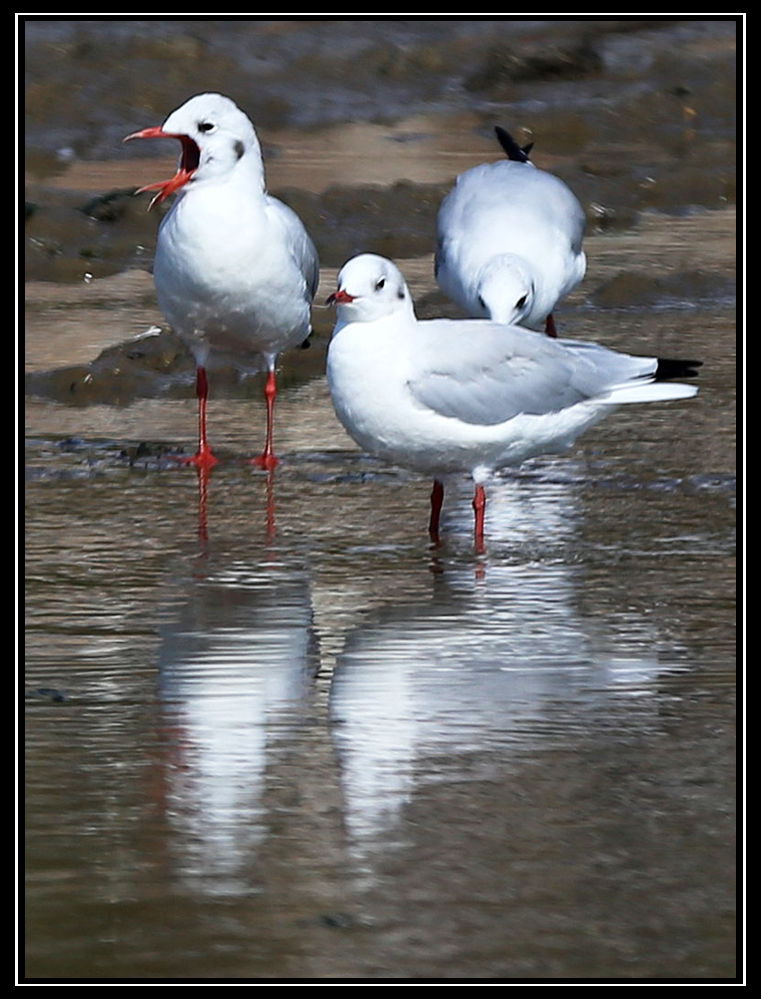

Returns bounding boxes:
[23,18,737,982]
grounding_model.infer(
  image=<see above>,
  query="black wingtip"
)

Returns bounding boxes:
[494,125,532,163]
[655,358,703,381]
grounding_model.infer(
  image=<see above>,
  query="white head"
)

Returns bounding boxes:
[475,254,536,327]
[327,254,415,325]
[125,92,264,208]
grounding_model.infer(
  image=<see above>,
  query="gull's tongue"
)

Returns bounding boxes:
[123,128,200,210]
[136,165,195,209]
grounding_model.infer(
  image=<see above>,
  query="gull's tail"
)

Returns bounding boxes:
[602,357,702,405]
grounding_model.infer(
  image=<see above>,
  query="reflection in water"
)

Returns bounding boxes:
[329,469,675,846]
[156,561,318,896]
[193,462,277,548]
[24,443,733,977]
[195,464,211,546]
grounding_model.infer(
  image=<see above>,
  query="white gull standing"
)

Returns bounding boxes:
[327,254,700,552]
[435,126,586,337]
[126,92,319,469]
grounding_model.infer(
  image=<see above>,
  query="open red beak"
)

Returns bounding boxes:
[326,289,356,305]
[124,127,200,209]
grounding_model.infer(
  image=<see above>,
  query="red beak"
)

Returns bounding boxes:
[124,127,200,209]
[326,289,356,306]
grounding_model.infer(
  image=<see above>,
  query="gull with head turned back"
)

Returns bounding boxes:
[435,126,586,338]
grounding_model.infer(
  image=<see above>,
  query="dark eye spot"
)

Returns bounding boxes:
[198,121,215,133]
[375,278,386,291]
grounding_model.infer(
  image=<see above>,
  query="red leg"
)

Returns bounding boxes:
[544,313,558,338]
[179,366,218,469]
[429,479,444,544]
[473,484,487,553]
[252,368,279,470]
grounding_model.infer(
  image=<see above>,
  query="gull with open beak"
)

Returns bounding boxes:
[125,92,319,469]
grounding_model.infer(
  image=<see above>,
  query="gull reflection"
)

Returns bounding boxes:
[328,467,669,846]
[156,561,318,895]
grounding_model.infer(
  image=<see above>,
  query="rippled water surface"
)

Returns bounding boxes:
[23,18,738,982]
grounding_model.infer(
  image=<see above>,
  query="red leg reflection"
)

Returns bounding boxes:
[264,467,276,544]
[196,462,211,547]
[429,479,444,545]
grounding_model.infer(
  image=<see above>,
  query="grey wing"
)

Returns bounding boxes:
[556,338,658,392]
[296,224,321,302]
[407,323,659,426]
[407,322,591,426]
[267,196,320,302]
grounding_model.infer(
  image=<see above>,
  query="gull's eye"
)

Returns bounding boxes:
[198,121,216,133]
[375,277,386,291]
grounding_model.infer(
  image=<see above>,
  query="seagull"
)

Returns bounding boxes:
[327,254,701,552]
[125,92,319,469]
[435,126,586,337]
